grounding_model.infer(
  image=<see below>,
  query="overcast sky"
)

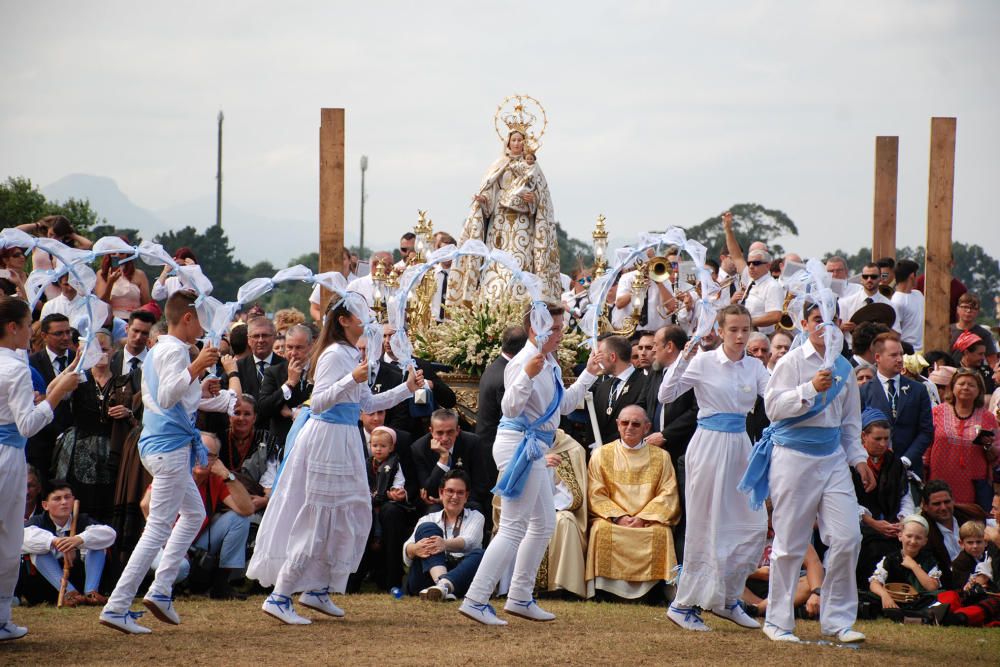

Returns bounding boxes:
[2,1,998,265]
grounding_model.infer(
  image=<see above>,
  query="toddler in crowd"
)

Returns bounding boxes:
[937,521,1000,626]
[868,514,943,621]
[366,426,407,547]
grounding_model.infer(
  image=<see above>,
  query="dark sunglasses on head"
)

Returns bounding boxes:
[747,260,768,267]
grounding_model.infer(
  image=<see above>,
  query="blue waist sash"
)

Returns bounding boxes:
[138,351,206,467]
[697,412,746,433]
[272,402,361,491]
[0,422,27,449]
[493,365,564,499]
[738,355,852,510]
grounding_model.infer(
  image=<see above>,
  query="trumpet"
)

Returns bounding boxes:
[776,292,797,331]
[660,275,738,319]
[647,256,673,284]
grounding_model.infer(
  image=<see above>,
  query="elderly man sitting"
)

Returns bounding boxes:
[586,405,680,599]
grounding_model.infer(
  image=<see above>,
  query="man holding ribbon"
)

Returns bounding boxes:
[740,298,876,643]
[459,303,604,626]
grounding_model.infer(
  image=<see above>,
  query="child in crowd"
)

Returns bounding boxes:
[868,514,943,621]
[21,480,116,606]
[367,425,407,547]
[936,521,1000,626]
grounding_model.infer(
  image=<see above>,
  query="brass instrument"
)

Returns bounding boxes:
[647,256,672,284]
[610,259,649,336]
[660,275,738,320]
[776,291,797,331]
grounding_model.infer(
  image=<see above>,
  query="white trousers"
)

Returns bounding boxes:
[766,446,861,635]
[0,446,25,625]
[105,446,205,614]
[465,457,555,604]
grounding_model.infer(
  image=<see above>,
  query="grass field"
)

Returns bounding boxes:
[4,594,999,666]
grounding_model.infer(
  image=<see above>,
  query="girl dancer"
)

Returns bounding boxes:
[248,294,423,624]
[658,304,770,631]
[1,296,80,641]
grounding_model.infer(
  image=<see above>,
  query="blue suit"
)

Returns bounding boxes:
[859,374,933,477]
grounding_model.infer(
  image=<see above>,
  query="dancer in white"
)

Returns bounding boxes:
[247,294,423,625]
[100,290,237,634]
[659,304,770,631]
[740,299,876,643]
[0,296,80,641]
[459,303,604,625]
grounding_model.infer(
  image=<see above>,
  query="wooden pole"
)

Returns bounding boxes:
[923,117,957,353]
[872,136,899,261]
[319,108,346,312]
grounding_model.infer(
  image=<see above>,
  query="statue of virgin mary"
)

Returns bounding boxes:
[446,97,562,308]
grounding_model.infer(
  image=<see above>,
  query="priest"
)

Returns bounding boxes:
[586,405,680,599]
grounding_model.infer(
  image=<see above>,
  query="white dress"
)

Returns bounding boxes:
[246,342,411,594]
[658,346,771,609]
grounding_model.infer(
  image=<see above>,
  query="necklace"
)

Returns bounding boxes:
[953,405,975,420]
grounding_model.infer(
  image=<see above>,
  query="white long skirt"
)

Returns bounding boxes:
[246,419,370,594]
[674,429,767,610]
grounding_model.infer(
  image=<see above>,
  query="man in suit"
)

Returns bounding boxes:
[860,332,933,477]
[411,409,491,516]
[475,326,527,451]
[110,310,155,378]
[235,317,284,426]
[645,326,698,466]
[589,335,649,446]
[373,325,456,437]
[27,314,76,477]
[257,325,314,448]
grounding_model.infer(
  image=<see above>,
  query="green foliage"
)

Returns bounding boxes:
[152,225,248,303]
[557,223,593,275]
[683,203,799,257]
[0,176,105,233]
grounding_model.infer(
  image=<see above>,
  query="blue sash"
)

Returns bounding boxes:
[137,349,206,467]
[493,365,563,499]
[697,412,746,433]
[271,402,361,491]
[0,422,27,449]
[738,355,852,510]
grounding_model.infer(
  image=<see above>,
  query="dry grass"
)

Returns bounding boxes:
[4,595,999,666]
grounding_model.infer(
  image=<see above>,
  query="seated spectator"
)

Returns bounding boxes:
[925,368,998,511]
[352,426,413,592]
[954,332,997,394]
[411,409,491,515]
[25,465,43,522]
[937,516,1000,626]
[740,502,822,619]
[20,480,116,606]
[950,293,998,370]
[852,408,916,587]
[920,479,987,588]
[867,515,943,620]
[143,432,254,599]
[226,395,278,516]
[403,470,485,600]
[586,405,680,599]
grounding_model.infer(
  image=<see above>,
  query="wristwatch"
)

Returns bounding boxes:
[225,471,236,483]
[811,588,821,597]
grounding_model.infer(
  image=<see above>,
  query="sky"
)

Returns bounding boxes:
[1,1,998,265]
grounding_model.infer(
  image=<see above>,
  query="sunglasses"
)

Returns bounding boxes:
[747,260,768,267]
[578,277,592,285]
[617,419,645,428]
[400,247,414,253]
[861,274,880,280]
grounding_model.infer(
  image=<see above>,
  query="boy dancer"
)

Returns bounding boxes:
[459,304,603,625]
[100,290,229,634]
[741,299,876,643]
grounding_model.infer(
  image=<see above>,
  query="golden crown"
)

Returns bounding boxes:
[494,94,548,150]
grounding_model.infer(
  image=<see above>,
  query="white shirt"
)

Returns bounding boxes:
[40,293,79,319]
[47,346,70,371]
[497,340,597,469]
[876,371,902,408]
[742,273,785,335]
[142,335,237,421]
[122,346,147,374]
[345,275,375,309]
[151,275,213,302]
[308,273,351,305]
[22,517,116,562]
[608,365,636,402]
[764,339,866,466]
[659,345,771,419]
[613,270,676,331]
[891,290,925,350]
[430,265,450,323]
[402,508,485,566]
[0,347,54,441]
[937,517,962,562]
[838,289,901,334]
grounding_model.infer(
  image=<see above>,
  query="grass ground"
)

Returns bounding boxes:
[4,594,998,666]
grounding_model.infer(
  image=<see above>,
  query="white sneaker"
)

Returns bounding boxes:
[0,622,28,641]
[263,594,312,625]
[711,601,760,629]
[459,599,508,626]
[99,610,153,635]
[142,593,180,625]
[420,582,451,602]
[667,604,711,632]
[299,588,345,617]
[504,598,556,622]
[763,622,800,643]
[825,628,865,643]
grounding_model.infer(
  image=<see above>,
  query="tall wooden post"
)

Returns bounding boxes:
[872,136,898,261]
[923,117,957,353]
[319,108,345,311]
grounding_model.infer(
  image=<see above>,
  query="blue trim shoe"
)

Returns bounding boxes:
[825,628,865,643]
[711,600,760,628]
[142,592,180,625]
[99,609,152,635]
[0,622,28,641]
[263,593,312,625]
[667,604,711,632]
[299,587,345,617]
[504,598,555,622]
[763,622,800,643]
[459,599,508,626]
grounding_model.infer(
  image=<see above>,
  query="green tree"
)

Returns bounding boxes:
[683,203,799,257]
[0,177,105,233]
[557,223,594,275]
[152,225,248,302]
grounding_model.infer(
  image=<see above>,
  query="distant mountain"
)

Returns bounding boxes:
[42,174,164,237]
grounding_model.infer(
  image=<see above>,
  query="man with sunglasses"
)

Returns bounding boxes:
[837,262,901,339]
[585,404,680,599]
[734,250,784,335]
[27,314,77,476]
